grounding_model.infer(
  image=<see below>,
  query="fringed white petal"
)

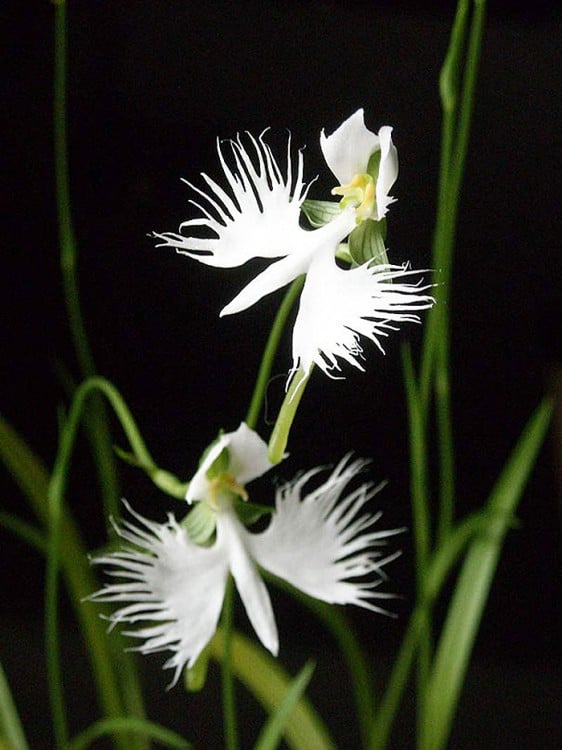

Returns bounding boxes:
[89,501,229,688]
[153,132,309,268]
[292,250,435,378]
[248,456,401,613]
[320,108,381,185]
[186,422,273,504]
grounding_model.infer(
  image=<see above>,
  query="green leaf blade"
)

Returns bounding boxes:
[421,399,552,750]
[253,661,316,750]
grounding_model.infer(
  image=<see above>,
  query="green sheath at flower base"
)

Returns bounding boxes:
[348,218,389,267]
[268,369,309,464]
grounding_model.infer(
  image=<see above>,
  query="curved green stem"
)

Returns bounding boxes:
[246,277,305,431]
[45,376,185,748]
[54,0,120,520]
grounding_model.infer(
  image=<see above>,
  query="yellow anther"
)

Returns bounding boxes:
[331,172,376,221]
[208,473,248,509]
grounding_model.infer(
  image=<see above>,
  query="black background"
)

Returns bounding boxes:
[2,1,561,748]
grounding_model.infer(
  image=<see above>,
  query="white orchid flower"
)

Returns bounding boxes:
[154,111,433,379]
[90,425,400,687]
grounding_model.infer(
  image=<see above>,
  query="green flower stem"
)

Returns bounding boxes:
[268,369,310,464]
[401,345,432,714]
[53,0,120,521]
[246,277,305,431]
[435,332,455,543]
[221,577,238,750]
[419,0,471,407]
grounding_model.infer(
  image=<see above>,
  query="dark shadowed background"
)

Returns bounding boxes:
[3,1,561,748]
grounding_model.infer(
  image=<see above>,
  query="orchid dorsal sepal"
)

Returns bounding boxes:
[113,445,188,499]
[348,218,390,267]
[300,199,342,228]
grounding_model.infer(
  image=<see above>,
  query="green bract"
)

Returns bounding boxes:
[301,199,342,228]
[348,219,389,267]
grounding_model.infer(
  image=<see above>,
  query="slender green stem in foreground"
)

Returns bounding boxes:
[221,577,238,750]
[435,330,455,543]
[268,369,310,463]
[246,277,305,430]
[421,399,551,750]
[53,0,120,520]
[401,345,432,724]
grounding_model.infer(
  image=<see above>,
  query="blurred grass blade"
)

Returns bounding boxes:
[67,717,191,750]
[0,413,146,749]
[211,629,335,750]
[253,661,316,750]
[421,399,552,750]
[0,511,45,553]
[0,662,30,750]
[0,414,50,518]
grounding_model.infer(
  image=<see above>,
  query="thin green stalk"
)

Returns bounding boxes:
[401,345,432,728]
[369,606,424,750]
[435,327,455,543]
[53,0,120,521]
[419,0,471,407]
[246,277,305,430]
[221,577,238,750]
[268,369,310,464]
